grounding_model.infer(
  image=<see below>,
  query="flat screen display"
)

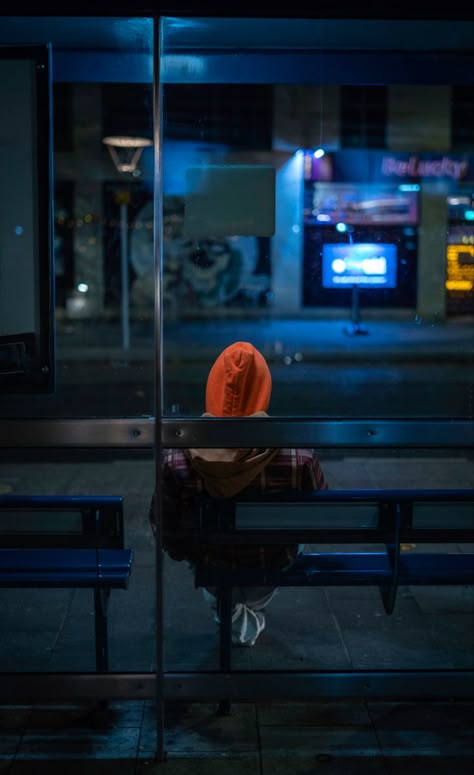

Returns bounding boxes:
[306,182,419,226]
[322,243,397,289]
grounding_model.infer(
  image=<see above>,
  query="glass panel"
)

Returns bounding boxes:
[0,510,83,534]
[235,502,380,529]
[0,17,155,674]
[159,16,474,679]
[0,450,154,673]
[0,17,155,419]
[412,501,474,529]
[160,17,474,420]
[161,444,473,672]
[0,46,54,393]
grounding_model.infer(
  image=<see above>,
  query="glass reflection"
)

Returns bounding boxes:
[161,17,474,419]
[0,17,155,419]
[161,442,474,671]
[0,450,155,672]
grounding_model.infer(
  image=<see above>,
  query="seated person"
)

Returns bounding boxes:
[150,341,328,646]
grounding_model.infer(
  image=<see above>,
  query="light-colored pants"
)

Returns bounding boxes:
[200,546,303,645]
[202,586,278,645]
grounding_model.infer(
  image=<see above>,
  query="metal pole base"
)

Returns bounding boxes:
[343,322,369,336]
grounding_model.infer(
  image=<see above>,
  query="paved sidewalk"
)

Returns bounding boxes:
[164,317,474,362]
[57,316,474,362]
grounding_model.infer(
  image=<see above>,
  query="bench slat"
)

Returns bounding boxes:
[0,549,132,590]
[195,551,474,587]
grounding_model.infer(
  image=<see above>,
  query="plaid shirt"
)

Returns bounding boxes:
[151,447,328,569]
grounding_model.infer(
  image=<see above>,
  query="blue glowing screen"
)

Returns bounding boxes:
[322,243,397,289]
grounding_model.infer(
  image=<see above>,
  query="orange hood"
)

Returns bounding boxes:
[205,341,272,417]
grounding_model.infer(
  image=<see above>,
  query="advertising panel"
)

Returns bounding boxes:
[322,243,397,289]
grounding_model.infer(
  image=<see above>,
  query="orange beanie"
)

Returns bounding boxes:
[205,341,272,417]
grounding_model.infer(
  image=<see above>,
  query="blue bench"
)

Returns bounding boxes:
[0,494,133,672]
[193,488,474,680]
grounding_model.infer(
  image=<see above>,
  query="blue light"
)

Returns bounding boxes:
[464,210,474,221]
[322,243,397,289]
[335,222,348,233]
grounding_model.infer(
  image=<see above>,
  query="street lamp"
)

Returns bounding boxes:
[102,135,152,350]
[102,135,152,175]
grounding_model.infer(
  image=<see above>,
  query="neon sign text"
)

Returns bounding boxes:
[381,156,468,180]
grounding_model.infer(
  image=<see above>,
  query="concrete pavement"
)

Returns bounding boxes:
[56,316,474,362]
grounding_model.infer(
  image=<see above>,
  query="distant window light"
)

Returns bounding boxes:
[447,197,470,205]
[446,279,473,291]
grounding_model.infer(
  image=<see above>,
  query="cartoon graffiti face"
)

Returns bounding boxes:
[181,239,232,294]
[164,234,241,307]
[130,198,270,312]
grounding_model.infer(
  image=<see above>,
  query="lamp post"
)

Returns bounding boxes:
[102,135,152,350]
[113,189,132,350]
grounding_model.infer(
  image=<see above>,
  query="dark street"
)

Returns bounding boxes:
[1,318,473,418]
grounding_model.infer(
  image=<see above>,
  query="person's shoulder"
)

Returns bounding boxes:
[261,447,318,482]
[163,447,191,472]
[275,447,319,465]
[266,447,327,491]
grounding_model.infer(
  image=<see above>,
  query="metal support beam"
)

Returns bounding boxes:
[0,670,472,703]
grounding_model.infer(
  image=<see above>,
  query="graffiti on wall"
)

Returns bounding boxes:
[104,185,272,316]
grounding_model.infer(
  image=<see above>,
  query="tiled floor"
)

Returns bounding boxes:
[1,697,473,773]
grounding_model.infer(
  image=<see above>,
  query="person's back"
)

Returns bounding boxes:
[150,341,328,645]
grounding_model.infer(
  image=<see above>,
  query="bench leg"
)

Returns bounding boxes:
[94,587,110,672]
[217,585,232,715]
[380,503,402,615]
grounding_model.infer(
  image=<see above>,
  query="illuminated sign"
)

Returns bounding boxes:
[446,244,474,296]
[322,243,397,289]
[381,156,469,180]
[305,182,418,226]
[304,150,473,184]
